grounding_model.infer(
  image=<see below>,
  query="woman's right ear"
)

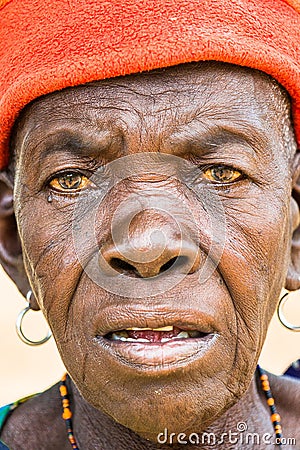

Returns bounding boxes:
[0,170,31,298]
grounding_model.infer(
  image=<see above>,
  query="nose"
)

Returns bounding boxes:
[99,210,201,278]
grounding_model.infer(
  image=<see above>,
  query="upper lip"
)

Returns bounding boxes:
[93,305,218,337]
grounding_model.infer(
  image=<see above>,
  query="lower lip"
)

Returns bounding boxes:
[96,334,218,372]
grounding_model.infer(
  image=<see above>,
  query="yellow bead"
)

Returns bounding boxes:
[60,385,67,396]
[63,408,72,420]
[262,381,270,390]
[271,413,280,423]
[267,398,274,406]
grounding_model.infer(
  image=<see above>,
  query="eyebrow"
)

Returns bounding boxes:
[24,125,118,167]
[166,119,271,158]
[23,114,271,169]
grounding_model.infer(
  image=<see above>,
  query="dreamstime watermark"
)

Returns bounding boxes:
[157,423,297,446]
[72,153,227,297]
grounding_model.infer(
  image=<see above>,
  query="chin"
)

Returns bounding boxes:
[76,365,241,443]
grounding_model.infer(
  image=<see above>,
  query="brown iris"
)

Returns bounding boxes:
[49,172,90,191]
[203,165,243,183]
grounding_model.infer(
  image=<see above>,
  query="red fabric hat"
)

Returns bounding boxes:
[0,0,300,169]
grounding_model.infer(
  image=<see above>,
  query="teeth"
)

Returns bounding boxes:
[126,327,152,331]
[111,333,124,341]
[111,330,191,343]
[154,326,174,331]
[111,331,128,339]
[124,337,149,342]
[125,326,174,331]
[176,331,189,339]
[161,332,189,343]
[111,333,149,342]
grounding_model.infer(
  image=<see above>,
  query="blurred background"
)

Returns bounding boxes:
[1,266,300,404]
[0,268,65,404]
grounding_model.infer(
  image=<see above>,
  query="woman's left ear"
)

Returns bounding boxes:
[286,155,300,291]
[0,170,38,307]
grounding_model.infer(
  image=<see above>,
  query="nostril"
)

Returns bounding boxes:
[159,255,189,274]
[101,242,201,279]
[110,258,138,276]
[159,257,176,273]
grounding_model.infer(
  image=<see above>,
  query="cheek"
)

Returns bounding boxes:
[15,190,114,337]
[219,193,291,380]
[16,195,80,317]
[223,188,291,290]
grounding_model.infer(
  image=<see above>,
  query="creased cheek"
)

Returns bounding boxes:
[225,195,290,284]
[218,199,291,371]
[16,199,81,316]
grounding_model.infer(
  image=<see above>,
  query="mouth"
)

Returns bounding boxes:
[104,325,207,343]
[93,304,220,372]
[95,316,218,372]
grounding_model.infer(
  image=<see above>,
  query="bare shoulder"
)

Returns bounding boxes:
[0,382,70,450]
[267,372,300,442]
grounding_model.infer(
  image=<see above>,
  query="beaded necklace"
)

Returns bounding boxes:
[59,365,283,449]
[59,374,79,450]
[257,365,283,446]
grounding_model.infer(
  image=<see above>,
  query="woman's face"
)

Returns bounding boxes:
[11,62,298,439]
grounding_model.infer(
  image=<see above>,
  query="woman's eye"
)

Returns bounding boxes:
[203,165,243,183]
[49,172,90,192]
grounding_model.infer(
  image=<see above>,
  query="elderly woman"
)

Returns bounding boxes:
[0,0,300,449]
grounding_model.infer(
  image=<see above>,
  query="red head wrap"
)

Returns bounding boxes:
[0,0,299,169]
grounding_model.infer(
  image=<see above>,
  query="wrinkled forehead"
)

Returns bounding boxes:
[13,62,289,125]
[11,62,294,163]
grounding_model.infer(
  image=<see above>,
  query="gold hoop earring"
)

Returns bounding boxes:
[15,290,52,346]
[277,292,300,332]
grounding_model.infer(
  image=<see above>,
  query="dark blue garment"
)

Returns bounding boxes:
[284,360,300,378]
[0,441,9,449]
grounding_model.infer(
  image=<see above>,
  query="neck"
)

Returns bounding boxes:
[67,373,275,450]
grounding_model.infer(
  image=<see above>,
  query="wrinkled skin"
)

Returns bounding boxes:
[1,62,300,449]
